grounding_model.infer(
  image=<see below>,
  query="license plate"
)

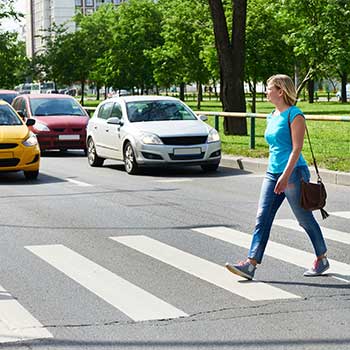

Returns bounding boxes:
[59,135,80,140]
[173,147,201,155]
[0,152,13,159]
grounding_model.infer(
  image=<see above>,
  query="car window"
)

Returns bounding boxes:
[0,105,22,126]
[98,102,114,120]
[0,93,18,104]
[29,98,86,116]
[126,101,197,122]
[111,103,123,119]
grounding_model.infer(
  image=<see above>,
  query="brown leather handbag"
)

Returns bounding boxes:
[289,113,329,219]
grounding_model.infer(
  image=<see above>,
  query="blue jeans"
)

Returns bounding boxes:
[248,166,327,264]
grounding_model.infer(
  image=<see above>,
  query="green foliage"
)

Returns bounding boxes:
[148,0,213,88]
[0,0,27,88]
[99,0,162,91]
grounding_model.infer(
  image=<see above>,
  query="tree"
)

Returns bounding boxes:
[322,0,350,103]
[149,0,212,108]
[0,0,28,88]
[101,0,162,93]
[245,0,294,112]
[208,0,247,135]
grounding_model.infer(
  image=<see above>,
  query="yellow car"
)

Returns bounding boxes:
[0,100,40,179]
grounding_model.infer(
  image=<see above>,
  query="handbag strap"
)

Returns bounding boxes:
[288,110,322,182]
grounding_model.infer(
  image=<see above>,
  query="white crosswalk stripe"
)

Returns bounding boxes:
[274,219,350,245]
[192,226,350,283]
[25,244,187,322]
[330,211,350,219]
[111,235,300,301]
[4,218,348,344]
[0,284,53,343]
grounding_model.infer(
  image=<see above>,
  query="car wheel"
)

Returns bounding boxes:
[24,170,39,180]
[123,142,139,175]
[201,163,219,172]
[87,138,104,167]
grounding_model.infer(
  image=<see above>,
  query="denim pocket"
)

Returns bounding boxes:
[289,166,310,184]
[299,165,311,182]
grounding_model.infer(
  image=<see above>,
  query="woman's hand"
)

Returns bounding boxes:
[274,174,289,194]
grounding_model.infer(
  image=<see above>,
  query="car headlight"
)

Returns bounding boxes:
[207,128,220,143]
[141,133,163,145]
[22,133,38,147]
[33,121,50,132]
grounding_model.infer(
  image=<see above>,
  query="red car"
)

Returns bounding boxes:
[12,94,89,153]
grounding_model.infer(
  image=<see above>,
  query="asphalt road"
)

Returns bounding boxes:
[0,151,349,350]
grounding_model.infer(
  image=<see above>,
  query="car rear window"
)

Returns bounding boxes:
[0,105,22,126]
[0,93,18,104]
[126,101,197,122]
[29,98,86,116]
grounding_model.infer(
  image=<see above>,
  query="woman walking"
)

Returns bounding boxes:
[225,74,329,280]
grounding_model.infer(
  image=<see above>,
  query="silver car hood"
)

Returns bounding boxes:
[129,120,210,137]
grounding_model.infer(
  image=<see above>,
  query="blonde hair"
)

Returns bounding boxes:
[267,74,297,106]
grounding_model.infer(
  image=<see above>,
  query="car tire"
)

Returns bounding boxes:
[24,170,39,180]
[87,138,104,167]
[123,142,139,175]
[201,163,219,172]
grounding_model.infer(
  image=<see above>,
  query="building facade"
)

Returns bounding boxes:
[26,0,126,57]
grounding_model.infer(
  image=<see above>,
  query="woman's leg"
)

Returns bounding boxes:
[247,172,285,264]
[284,167,327,258]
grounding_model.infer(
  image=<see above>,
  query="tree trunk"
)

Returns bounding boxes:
[80,80,84,106]
[340,71,347,103]
[208,0,247,135]
[308,79,314,104]
[197,82,202,110]
[96,83,100,101]
[179,82,185,101]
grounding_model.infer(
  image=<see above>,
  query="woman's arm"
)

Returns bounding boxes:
[274,115,305,194]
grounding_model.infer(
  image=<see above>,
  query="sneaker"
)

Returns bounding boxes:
[304,257,330,277]
[225,260,256,280]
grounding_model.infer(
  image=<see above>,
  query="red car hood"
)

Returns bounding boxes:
[34,115,89,128]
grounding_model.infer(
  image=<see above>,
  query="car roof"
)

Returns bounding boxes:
[0,89,18,94]
[19,93,75,99]
[108,95,180,103]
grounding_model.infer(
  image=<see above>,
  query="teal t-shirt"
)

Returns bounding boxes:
[265,105,307,173]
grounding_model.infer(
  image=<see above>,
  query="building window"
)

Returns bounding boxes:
[86,0,94,6]
[75,0,82,6]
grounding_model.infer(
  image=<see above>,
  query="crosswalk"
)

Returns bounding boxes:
[1,211,349,344]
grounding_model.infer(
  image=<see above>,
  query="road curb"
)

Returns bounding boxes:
[221,155,350,186]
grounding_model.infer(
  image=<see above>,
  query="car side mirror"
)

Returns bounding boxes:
[26,118,36,126]
[107,117,123,125]
[198,114,208,122]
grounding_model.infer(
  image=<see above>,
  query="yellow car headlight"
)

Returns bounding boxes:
[22,133,38,147]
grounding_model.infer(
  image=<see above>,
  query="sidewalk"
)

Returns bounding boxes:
[221,155,350,186]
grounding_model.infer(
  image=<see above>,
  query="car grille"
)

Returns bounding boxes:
[52,128,83,132]
[0,143,18,149]
[0,158,20,167]
[160,136,207,145]
[169,153,205,160]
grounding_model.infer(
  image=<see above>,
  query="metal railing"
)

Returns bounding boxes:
[83,106,350,149]
[194,111,350,149]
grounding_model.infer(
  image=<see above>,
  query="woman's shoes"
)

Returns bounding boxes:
[225,261,256,280]
[304,257,330,276]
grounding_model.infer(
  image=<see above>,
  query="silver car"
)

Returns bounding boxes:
[86,96,221,174]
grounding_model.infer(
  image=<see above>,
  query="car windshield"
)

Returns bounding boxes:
[30,98,86,116]
[126,100,197,122]
[0,93,18,104]
[0,105,22,126]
